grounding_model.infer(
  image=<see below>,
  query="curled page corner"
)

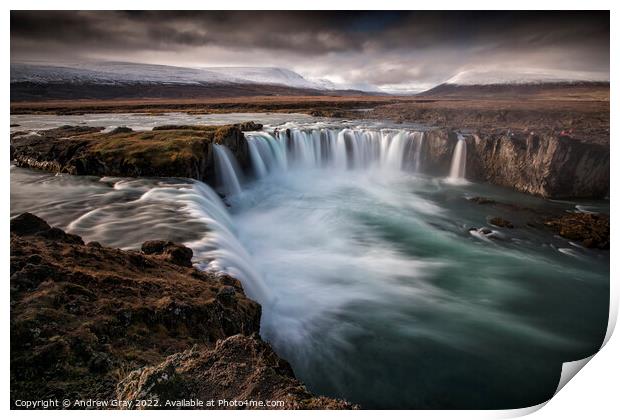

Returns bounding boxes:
[505,303,616,417]
[499,401,548,418]
[554,355,595,396]
[498,355,597,419]
[550,299,616,399]
[549,284,618,399]
[602,291,618,347]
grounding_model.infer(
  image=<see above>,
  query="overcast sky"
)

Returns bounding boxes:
[11,11,610,91]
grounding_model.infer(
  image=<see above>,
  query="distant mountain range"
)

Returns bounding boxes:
[417,81,610,100]
[10,62,610,101]
[12,62,328,88]
[415,69,609,99]
[10,62,382,100]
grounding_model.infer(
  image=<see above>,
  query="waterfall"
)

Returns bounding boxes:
[383,131,410,170]
[333,130,349,169]
[247,141,267,178]
[174,181,271,303]
[213,144,243,196]
[448,135,467,181]
[247,128,425,175]
[247,132,288,179]
[412,132,424,173]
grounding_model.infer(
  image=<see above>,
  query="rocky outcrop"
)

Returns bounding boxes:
[467,194,610,247]
[141,240,194,267]
[544,212,610,249]
[10,213,352,409]
[10,124,253,188]
[415,129,609,199]
[488,217,514,228]
[152,121,263,132]
[116,334,354,409]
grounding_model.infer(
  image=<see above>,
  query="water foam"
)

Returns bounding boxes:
[246,128,426,176]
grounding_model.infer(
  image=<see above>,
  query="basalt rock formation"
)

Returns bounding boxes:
[10,213,353,409]
[415,129,609,199]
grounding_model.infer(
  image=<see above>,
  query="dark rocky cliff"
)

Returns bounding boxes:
[417,129,609,199]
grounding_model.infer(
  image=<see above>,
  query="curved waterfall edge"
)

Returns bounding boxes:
[213,127,469,196]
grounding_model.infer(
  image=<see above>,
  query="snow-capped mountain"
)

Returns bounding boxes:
[10,61,387,101]
[415,68,610,98]
[199,67,322,90]
[445,69,609,86]
[10,62,242,85]
[11,61,380,92]
[306,77,384,93]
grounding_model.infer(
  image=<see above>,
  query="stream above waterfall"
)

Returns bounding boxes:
[10,113,609,409]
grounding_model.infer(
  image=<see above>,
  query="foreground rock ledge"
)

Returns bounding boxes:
[10,124,255,185]
[10,213,354,409]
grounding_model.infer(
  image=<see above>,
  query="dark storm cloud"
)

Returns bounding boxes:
[12,11,368,53]
[10,11,610,91]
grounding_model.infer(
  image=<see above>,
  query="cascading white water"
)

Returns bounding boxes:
[177,182,271,303]
[448,135,467,181]
[383,131,410,170]
[412,132,425,173]
[247,132,288,178]
[247,141,268,178]
[333,130,349,169]
[213,144,243,195]
[246,128,425,176]
[138,183,272,304]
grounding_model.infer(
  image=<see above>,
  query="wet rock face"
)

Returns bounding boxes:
[419,130,609,199]
[465,133,609,199]
[10,213,350,409]
[213,125,251,170]
[417,129,456,176]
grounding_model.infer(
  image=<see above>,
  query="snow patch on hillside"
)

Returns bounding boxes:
[11,62,250,85]
[10,62,381,92]
[446,68,609,85]
[200,67,319,89]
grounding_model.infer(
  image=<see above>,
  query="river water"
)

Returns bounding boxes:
[10,113,609,409]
